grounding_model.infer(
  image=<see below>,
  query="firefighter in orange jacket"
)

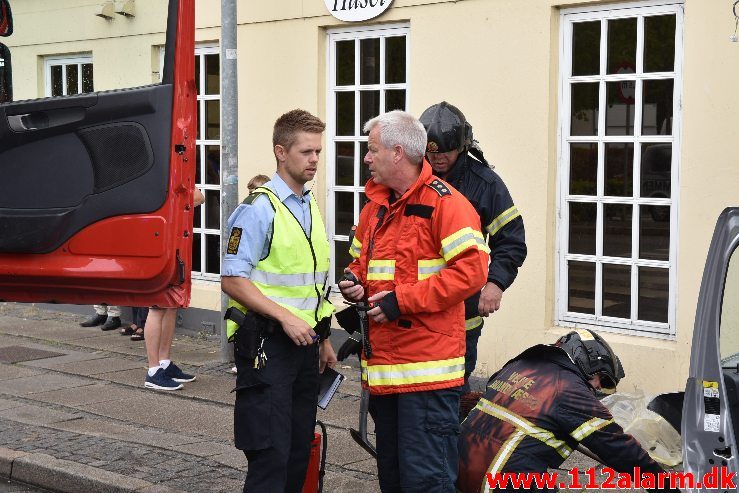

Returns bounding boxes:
[339,110,489,493]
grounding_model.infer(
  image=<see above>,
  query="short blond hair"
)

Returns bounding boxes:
[247,174,270,191]
[273,109,325,153]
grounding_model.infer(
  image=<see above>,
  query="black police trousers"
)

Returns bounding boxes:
[233,327,319,493]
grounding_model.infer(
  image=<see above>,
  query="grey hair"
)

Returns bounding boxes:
[363,110,427,165]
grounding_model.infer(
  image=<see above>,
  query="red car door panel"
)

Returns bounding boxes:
[0,0,196,308]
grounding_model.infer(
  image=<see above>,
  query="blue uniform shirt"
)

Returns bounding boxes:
[222,173,313,279]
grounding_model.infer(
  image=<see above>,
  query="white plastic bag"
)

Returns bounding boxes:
[602,391,682,467]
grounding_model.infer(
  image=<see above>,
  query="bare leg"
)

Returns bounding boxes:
[158,308,178,362]
[144,308,165,368]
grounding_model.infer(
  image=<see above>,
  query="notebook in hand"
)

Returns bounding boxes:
[317,366,345,410]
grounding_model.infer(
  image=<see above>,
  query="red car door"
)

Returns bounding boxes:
[0,0,197,308]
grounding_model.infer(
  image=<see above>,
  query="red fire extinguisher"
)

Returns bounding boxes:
[301,421,327,493]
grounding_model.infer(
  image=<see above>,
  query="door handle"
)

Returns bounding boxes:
[7,106,85,132]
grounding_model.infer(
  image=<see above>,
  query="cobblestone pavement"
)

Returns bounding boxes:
[0,417,244,493]
[0,303,381,492]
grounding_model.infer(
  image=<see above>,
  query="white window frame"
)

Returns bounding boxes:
[192,44,221,281]
[44,54,93,97]
[159,44,222,281]
[555,1,684,339]
[326,23,410,286]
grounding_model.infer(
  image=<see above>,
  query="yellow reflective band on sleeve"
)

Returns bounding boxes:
[441,227,489,261]
[349,236,362,259]
[483,430,527,492]
[367,259,395,280]
[362,357,465,387]
[486,206,521,237]
[569,417,613,442]
[466,316,483,330]
[418,258,447,280]
[475,398,572,458]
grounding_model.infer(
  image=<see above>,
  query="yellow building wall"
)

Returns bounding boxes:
[4,0,739,394]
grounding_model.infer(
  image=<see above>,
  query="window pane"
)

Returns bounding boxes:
[359,141,371,185]
[206,234,221,274]
[572,21,600,76]
[51,65,63,97]
[605,143,634,196]
[204,146,220,185]
[195,55,201,94]
[359,191,368,210]
[570,82,599,136]
[81,63,94,93]
[638,266,668,322]
[334,240,353,286]
[194,199,202,228]
[640,143,671,199]
[603,264,631,318]
[336,40,355,86]
[569,143,597,195]
[66,64,79,95]
[192,233,202,273]
[360,38,380,85]
[606,80,635,135]
[205,54,219,95]
[569,202,596,255]
[603,204,632,258]
[205,100,220,140]
[385,36,406,84]
[719,253,739,364]
[336,92,354,136]
[195,145,202,184]
[568,261,595,314]
[642,79,674,135]
[639,204,670,261]
[606,18,637,74]
[360,90,380,135]
[205,190,220,230]
[335,142,354,186]
[385,89,405,112]
[644,15,676,73]
[335,192,354,237]
[197,101,201,140]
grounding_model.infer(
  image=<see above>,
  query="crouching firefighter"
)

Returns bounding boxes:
[221,109,337,493]
[457,329,680,493]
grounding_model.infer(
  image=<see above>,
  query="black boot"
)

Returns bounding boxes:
[101,316,122,331]
[80,314,107,327]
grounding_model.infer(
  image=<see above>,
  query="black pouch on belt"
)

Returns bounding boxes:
[225,308,276,361]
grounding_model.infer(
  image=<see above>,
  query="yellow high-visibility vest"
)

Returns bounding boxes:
[227,187,334,340]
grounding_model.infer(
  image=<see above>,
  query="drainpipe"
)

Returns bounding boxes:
[220,0,237,363]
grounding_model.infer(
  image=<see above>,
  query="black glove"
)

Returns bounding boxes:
[337,337,362,361]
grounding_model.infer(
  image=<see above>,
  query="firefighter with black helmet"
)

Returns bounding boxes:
[457,329,679,493]
[419,102,527,394]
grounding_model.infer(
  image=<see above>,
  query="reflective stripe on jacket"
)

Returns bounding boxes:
[227,187,333,340]
[347,161,489,395]
[443,153,527,330]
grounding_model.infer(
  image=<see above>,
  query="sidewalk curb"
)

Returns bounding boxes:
[0,447,179,493]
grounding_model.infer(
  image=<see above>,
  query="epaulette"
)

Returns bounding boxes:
[242,191,265,205]
[427,179,452,197]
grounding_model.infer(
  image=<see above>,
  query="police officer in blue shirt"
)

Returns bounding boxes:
[222,109,337,493]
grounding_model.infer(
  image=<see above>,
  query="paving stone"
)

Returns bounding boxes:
[29,383,138,407]
[0,404,82,426]
[0,373,94,396]
[0,347,65,364]
[0,364,45,381]
[52,357,143,377]
[84,395,233,440]
[22,351,109,369]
